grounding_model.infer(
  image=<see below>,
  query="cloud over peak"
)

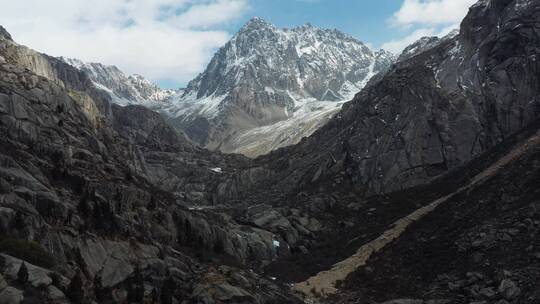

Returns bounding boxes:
[382,0,477,54]
[392,0,477,26]
[1,0,249,87]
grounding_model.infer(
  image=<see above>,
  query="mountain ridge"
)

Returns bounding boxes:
[163,17,396,156]
[60,57,178,106]
[53,18,396,157]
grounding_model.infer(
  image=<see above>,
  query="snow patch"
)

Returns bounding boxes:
[165,92,228,120]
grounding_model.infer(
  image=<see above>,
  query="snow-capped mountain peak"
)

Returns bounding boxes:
[164,18,395,156]
[397,29,460,62]
[242,16,274,29]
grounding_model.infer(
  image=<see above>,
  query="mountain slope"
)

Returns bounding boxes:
[61,57,177,106]
[295,121,540,299]
[0,27,302,304]
[328,119,540,304]
[245,0,540,198]
[164,18,395,157]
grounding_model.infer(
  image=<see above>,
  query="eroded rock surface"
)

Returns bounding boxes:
[0,31,300,303]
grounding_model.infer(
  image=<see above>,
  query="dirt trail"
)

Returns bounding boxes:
[293,130,540,301]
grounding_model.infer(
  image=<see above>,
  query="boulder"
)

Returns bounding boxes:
[1,254,53,288]
[111,288,128,303]
[0,274,6,292]
[27,264,53,287]
[478,287,496,299]
[0,287,23,304]
[498,279,520,300]
[47,285,67,301]
[99,258,134,288]
[247,209,299,244]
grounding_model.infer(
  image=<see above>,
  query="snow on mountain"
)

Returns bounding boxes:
[226,99,347,157]
[58,18,395,157]
[164,17,395,157]
[398,30,460,62]
[60,57,177,106]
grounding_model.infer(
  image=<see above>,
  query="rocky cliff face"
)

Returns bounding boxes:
[61,57,177,106]
[164,18,395,156]
[0,26,12,42]
[248,0,540,197]
[327,117,540,304]
[0,29,303,304]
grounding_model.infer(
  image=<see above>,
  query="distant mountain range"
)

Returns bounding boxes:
[63,18,395,157]
[59,57,178,106]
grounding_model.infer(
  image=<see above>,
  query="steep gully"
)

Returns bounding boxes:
[293,129,540,301]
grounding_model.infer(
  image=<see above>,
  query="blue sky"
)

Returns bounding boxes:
[231,0,404,50]
[159,0,407,89]
[1,0,476,89]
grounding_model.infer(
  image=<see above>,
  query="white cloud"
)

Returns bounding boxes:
[364,42,375,50]
[381,24,458,54]
[173,0,251,29]
[392,0,477,26]
[382,28,437,54]
[382,0,476,54]
[0,0,249,87]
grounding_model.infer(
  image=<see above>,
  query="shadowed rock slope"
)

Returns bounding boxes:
[327,119,540,304]
[0,29,302,303]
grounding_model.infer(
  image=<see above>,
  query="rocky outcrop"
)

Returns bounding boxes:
[398,36,441,62]
[0,26,12,42]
